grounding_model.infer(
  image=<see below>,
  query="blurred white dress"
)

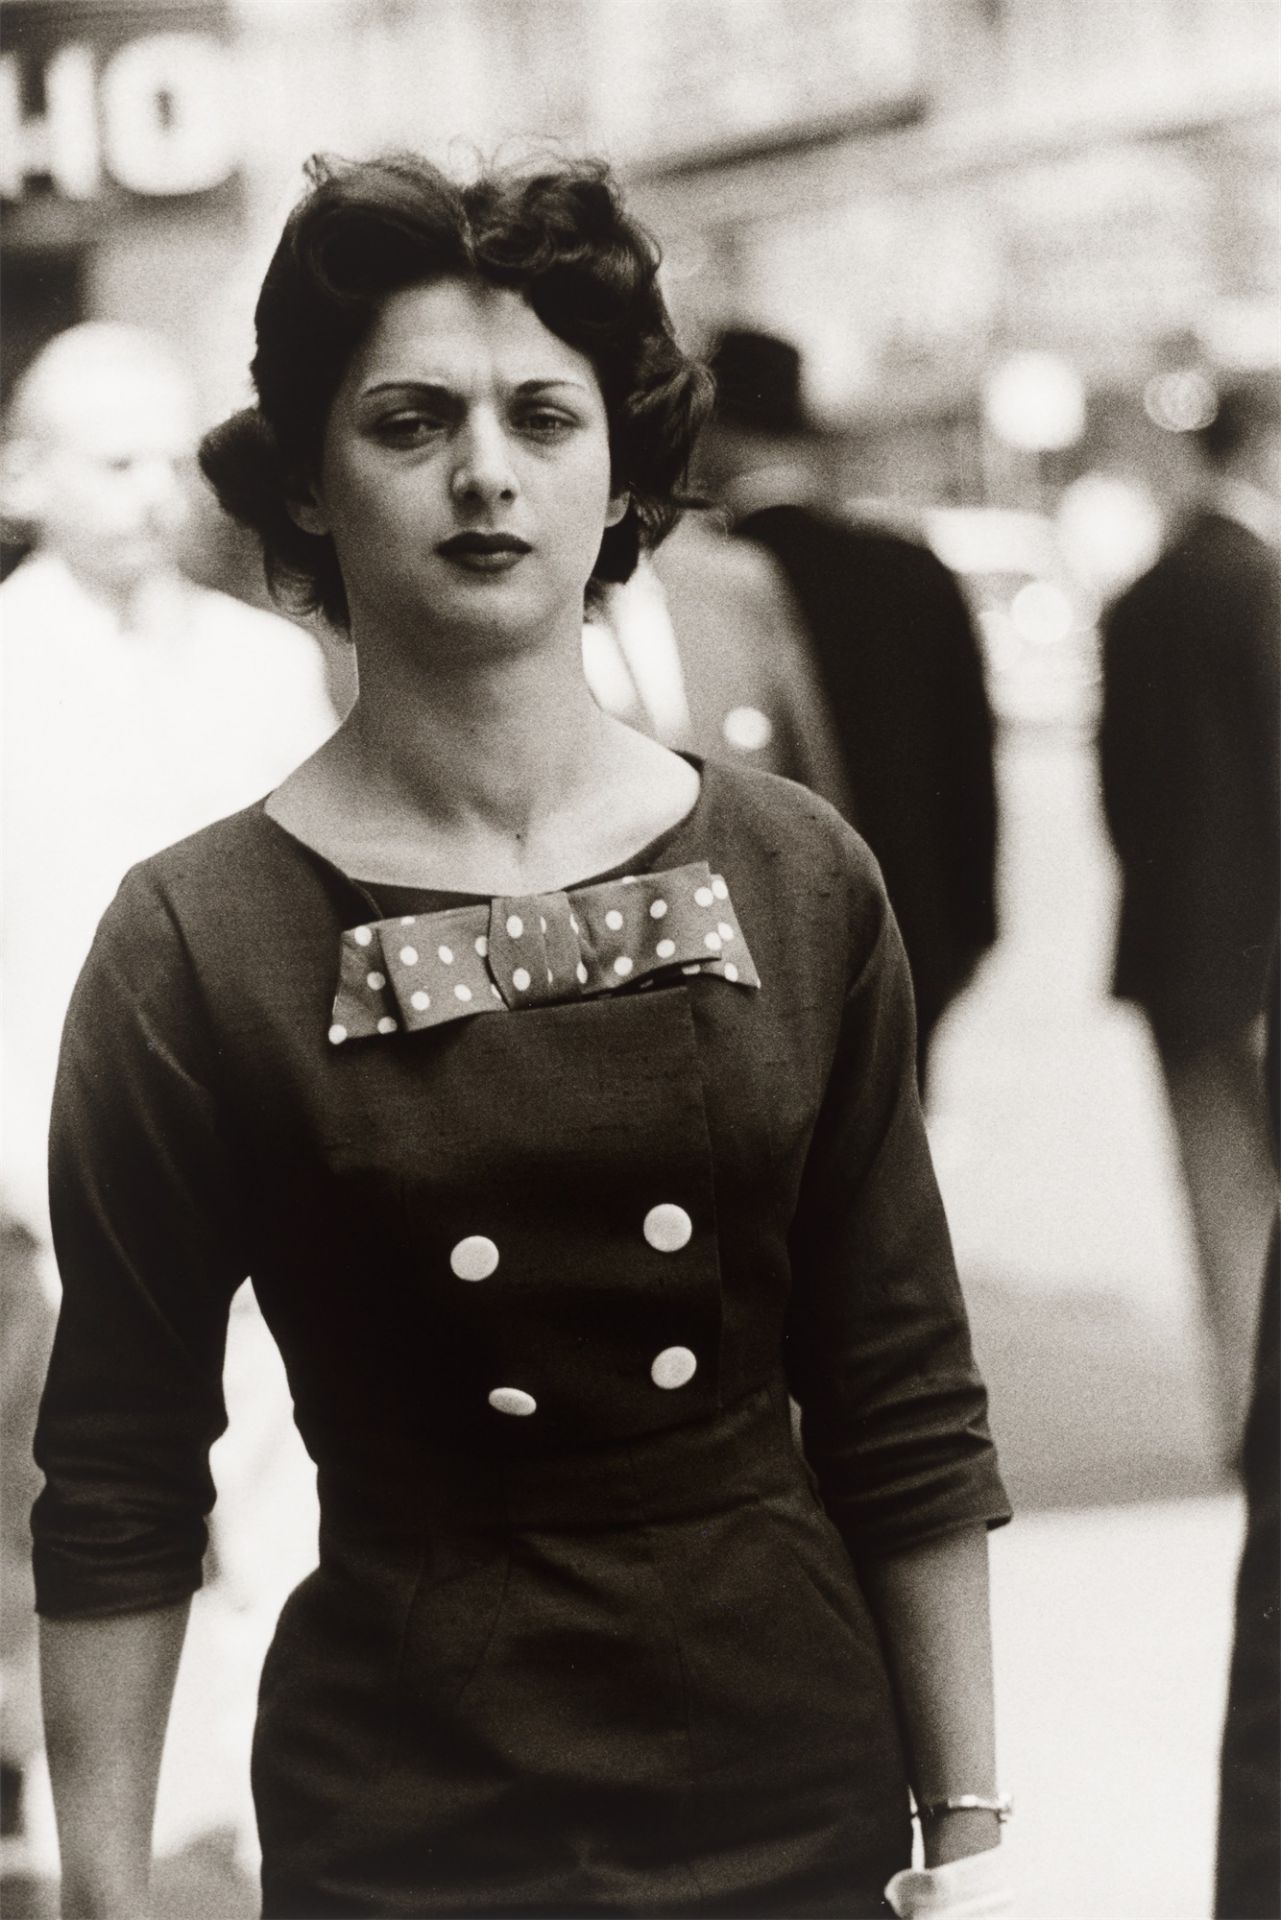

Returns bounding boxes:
[1,550,335,1864]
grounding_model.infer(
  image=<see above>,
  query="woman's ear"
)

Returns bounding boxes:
[285,474,329,537]
[604,489,629,530]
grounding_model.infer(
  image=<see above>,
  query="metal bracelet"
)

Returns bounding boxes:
[915,1793,1013,1824]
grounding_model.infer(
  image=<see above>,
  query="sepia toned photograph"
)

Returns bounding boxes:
[1,4,1278,1917]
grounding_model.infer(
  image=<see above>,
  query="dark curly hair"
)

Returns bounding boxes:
[199,152,712,629]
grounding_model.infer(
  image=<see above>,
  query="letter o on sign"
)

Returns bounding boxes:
[100,34,238,196]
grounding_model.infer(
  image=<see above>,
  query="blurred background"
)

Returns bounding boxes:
[2,2,1278,1915]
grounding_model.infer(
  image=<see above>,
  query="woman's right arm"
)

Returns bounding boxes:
[41,1604,190,1919]
[34,867,251,1912]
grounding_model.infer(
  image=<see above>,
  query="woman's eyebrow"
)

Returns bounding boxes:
[358,376,591,400]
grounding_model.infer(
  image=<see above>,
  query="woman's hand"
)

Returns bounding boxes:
[885,1844,1014,1917]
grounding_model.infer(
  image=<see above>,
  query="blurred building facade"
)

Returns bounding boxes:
[4,0,1277,510]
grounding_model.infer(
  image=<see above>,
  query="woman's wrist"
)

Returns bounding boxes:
[919,1806,1002,1867]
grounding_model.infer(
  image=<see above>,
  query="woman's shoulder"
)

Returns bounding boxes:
[698,758,885,898]
[99,803,339,960]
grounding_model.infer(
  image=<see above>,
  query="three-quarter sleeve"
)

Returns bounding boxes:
[783,861,1009,1562]
[33,867,250,1619]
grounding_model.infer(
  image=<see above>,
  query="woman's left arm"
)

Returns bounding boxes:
[862,1526,1000,1868]
[782,839,1011,1875]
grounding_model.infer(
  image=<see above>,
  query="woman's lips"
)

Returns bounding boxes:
[438,532,531,574]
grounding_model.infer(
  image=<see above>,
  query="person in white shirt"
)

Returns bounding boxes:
[1,322,335,1878]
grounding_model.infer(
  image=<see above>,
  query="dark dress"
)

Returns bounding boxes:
[33,759,1009,1918]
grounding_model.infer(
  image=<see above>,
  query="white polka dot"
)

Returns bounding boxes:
[681,964,700,976]
[513,967,531,992]
[328,1023,348,1045]
[694,886,714,907]
[506,914,524,939]
[576,961,588,984]
[353,926,373,948]
[703,931,722,951]
[400,915,415,926]
[621,875,639,886]
[547,968,555,986]
[488,1386,537,1417]
[613,955,634,977]
[570,914,580,934]
[491,984,503,1000]
[399,946,418,966]
[438,944,454,965]
[722,704,773,753]
[643,1203,693,1253]
[411,990,431,1012]
[718,922,735,943]
[454,983,473,1003]
[377,1016,397,1035]
[366,970,386,991]
[712,877,729,901]
[656,938,676,960]
[474,935,489,958]
[651,1345,697,1390]
[724,963,739,983]
[540,915,548,933]
[605,909,624,931]
[450,1235,499,1282]
[649,899,668,920]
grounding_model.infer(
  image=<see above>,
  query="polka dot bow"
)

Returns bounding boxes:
[329,861,760,1045]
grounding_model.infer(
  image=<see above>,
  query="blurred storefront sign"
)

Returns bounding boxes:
[595,0,926,173]
[2,2,240,238]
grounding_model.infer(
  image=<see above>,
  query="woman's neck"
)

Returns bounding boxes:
[344,622,613,841]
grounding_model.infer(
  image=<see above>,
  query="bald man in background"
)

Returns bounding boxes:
[1,324,334,1883]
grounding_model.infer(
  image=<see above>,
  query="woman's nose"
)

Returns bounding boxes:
[450,413,518,509]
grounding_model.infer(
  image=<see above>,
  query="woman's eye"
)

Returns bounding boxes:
[376,414,445,446]
[520,411,575,440]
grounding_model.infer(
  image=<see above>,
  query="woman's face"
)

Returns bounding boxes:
[300,277,625,652]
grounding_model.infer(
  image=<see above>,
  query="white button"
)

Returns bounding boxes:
[722,704,773,752]
[488,1386,536,1417]
[651,1346,697,1390]
[643,1203,692,1253]
[450,1236,499,1282]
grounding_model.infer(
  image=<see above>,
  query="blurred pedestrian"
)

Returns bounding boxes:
[1215,941,1279,1918]
[1,322,335,1874]
[34,153,1011,1920]
[1099,373,1280,1461]
[700,327,998,1093]
[588,510,852,813]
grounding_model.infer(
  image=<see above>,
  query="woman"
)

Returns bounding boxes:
[34,155,1012,1919]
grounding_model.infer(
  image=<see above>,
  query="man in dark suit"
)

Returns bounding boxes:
[1099,375,1280,1460]
[699,328,998,1094]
